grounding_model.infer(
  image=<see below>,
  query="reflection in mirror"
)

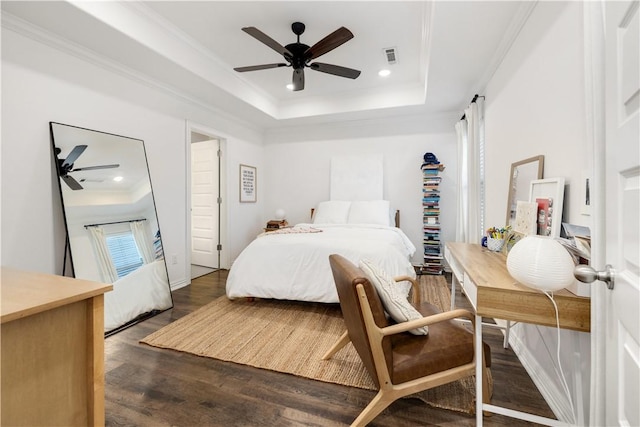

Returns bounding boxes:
[50,122,173,336]
[505,155,544,227]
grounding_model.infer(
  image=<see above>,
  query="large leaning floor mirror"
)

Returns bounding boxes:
[50,122,173,336]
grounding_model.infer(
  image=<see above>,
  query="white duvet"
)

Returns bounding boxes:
[226,223,416,303]
[104,260,173,332]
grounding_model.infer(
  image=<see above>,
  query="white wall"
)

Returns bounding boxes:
[262,131,457,266]
[484,2,591,423]
[1,24,453,277]
[1,28,264,286]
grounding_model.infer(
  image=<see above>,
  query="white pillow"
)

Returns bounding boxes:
[359,259,428,335]
[348,200,391,226]
[313,201,351,224]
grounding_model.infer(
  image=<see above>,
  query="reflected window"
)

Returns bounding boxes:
[106,232,143,278]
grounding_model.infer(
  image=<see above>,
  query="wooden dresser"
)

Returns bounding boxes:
[1,267,112,426]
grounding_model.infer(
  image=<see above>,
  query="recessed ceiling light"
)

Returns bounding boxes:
[113,176,123,182]
[286,84,294,90]
[378,69,391,77]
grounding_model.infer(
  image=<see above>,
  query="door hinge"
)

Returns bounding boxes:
[217,149,221,157]
[217,244,222,251]
[217,197,222,204]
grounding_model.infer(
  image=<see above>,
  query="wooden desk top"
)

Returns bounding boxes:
[1,267,112,324]
[445,242,590,332]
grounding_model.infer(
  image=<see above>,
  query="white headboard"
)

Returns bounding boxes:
[330,154,383,201]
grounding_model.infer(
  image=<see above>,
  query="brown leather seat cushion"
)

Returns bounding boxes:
[389,301,491,384]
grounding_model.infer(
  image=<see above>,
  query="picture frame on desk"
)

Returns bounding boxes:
[529,177,565,238]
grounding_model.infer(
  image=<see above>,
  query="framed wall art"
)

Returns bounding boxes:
[529,177,565,238]
[239,164,256,203]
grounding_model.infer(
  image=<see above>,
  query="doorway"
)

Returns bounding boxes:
[188,128,223,279]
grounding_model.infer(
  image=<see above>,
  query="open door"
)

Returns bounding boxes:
[602,2,640,425]
[190,136,220,271]
[585,2,639,425]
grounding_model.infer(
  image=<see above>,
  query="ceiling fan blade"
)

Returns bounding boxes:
[292,69,305,91]
[242,27,293,58]
[62,174,83,191]
[61,145,87,168]
[234,63,288,72]
[71,164,120,172]
[304,27,354,61]
[309,62,361,79]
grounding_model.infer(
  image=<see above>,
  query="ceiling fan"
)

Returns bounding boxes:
[234,22,361,91]
[55,145,119,190]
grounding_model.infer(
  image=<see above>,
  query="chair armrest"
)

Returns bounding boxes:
[393,275,421,304]
[381,308,475,337]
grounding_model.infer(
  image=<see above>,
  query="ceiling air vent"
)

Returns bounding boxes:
[383,47,397,65]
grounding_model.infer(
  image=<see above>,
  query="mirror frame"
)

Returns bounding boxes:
[49,122,173,336]
[505,155,544,226]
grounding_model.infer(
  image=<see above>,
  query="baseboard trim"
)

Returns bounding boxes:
[170,279,189,292]
[508,325,576,423]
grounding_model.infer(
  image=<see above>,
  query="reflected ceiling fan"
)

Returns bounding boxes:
[55,145,119,191]
[233,22,361,91]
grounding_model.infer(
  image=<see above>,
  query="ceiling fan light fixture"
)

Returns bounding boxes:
[286,83,294,90]
[234,22,360,91]
[378,69,391,77]
[113,176,124,182]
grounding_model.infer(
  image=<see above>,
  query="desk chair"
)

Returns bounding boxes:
[324,254,491,426]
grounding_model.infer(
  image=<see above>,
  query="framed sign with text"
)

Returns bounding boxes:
[239,164,257,203]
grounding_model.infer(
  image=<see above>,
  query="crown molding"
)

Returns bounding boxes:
[1,12,267,136]
[264,109,459,144]
[475,1,538,95]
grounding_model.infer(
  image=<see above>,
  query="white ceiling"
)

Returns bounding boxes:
[2,1,533,131]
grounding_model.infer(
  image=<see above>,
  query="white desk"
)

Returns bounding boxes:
[444,242,590,426]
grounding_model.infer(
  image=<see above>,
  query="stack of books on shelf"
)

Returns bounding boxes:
[421,160,445,275]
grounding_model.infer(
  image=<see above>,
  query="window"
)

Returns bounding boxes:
[106,232,143,278]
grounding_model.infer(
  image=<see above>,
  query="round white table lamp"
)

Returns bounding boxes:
[506,235,575,292]
[275,209,286,220]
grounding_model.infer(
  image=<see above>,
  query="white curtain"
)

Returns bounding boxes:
[455,98,485,243]
[130,220,154,264]
[87,226,118,283]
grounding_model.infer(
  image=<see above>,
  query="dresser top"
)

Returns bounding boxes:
[1,267,112,323]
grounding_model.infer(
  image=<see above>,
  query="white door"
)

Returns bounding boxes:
[603,1,639,426]
[191,139,219,268]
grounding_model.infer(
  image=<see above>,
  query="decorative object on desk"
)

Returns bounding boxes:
[529,178,565,237]
[506,155,544,227]
[486,237,504,252]
[506,235,575,292]
[486,226,509,252]
[502,230,524,254]
[239,164,257,203]
[514,201,537,235]
[535,197,553,236]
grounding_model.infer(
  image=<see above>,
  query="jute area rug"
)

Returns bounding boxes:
[141,275,483,414]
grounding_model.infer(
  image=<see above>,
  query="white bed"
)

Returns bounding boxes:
[226,200,416,303]
[104,259,173,332]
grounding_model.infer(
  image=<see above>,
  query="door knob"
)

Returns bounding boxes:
[574,264,615,290]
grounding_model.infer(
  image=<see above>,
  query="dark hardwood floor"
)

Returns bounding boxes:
[105,270,555,426]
